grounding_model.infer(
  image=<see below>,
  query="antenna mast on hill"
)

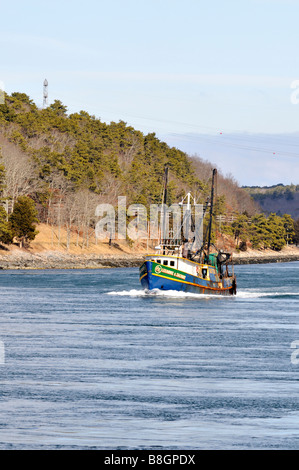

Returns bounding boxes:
[43,79,48,108]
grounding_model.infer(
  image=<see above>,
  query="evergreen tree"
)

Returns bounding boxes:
[267,213,286,251]
[9,196,39,247]
[294,218,299,246]
[282,214,295,245]
[231,214,249,249]
[250,214,270,249]
[47,100,68,116]
[0,206,13,244]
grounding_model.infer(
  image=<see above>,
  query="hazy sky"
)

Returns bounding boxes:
[1,0,299,185]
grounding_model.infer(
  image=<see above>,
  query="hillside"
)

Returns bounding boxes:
[4,91,299,256]
[0,91,257,220]
[243,184,299,219]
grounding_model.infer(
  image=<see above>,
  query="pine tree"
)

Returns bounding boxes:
[0,206,13,245]
[293,218,299,246]
[282,214,295,245]
[9,196,39,247]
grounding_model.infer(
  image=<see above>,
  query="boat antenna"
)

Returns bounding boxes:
[163,165,168,205]
[207,168,217,254]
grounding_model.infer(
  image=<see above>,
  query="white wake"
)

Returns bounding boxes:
[106,288,298,299]
[106,288,224,299]
[236,290,297,299]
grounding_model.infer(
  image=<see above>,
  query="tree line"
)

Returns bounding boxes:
[221,212,299,251]
[0,91,298,251]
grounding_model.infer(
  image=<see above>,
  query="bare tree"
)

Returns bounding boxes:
[0,139,40,214]
[98,172,124,206]
[45,171,74,247]
[74,189,99,249]
[63,192,79,251]
[58,189,100,250]
[118,134,142,168]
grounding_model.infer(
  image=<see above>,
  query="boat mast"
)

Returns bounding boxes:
[161,165,168,254]
[207,168,217,255]
[184,192,192,241]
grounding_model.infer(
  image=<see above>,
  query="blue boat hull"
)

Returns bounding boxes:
[139,260,236,296]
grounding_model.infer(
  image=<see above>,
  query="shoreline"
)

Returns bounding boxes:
[0,251,145,270]
[0,248,298,270]
[233,253,299,265]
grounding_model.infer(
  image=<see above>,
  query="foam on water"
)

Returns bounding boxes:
[106,288,214,298]
[236,290,298,299]
[107,288,149,297]
[106,288,298,300]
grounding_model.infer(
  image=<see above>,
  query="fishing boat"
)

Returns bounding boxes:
[139,167,237,296]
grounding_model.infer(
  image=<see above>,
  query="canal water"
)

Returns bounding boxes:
[0,262,298,449]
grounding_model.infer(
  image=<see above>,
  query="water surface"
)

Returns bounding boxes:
[0,262,298,449]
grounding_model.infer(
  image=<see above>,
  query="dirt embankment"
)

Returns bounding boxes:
[0,223,147,269]
[0,223,298,269]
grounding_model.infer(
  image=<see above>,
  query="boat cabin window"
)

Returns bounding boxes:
[170,260,175,267]
[163,260,168,266]
[156,259,161,264]
[202,268,207,278]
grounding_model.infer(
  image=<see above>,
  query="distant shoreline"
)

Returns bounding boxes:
[233,253,299,265]
[0,248,298,270]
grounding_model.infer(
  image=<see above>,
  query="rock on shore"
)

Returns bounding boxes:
[233,248,299,265]
[0,251,144,270]
[0,247,298,270]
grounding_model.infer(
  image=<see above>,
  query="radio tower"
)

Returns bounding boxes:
[43,79,48,108]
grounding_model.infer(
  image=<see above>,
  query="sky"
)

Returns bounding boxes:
[1,0,299,186]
